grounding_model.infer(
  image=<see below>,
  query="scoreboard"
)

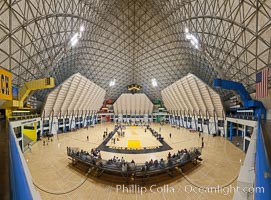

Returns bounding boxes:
[0,67,12,101]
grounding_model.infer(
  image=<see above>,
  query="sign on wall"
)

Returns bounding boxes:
[0,67,12,100]
[12,86,18,100]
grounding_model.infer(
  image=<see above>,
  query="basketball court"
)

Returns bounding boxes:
[23,123,245,200]
[107,126,162,149]
[1,1,271,199]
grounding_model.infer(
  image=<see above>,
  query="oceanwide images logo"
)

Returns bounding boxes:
[116,184,265,196]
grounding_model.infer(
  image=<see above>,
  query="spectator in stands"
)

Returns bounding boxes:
[172,153,176,158]
[82,154,86,160]
[129,161,135,170]
[149,159,154,166]
[93,151,97,157]
[107,158,113,164]
[167,158,173,167]
[122,163,127,172]
[167,152,171,159]
[131,159,135,164]
[145,161,150,170]
[159,158,165,168]
[121,157,125,163]
[154,160,159,168]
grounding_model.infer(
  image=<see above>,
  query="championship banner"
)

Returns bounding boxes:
[0,67,12,100]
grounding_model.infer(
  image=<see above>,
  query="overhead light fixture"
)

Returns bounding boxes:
[109,79,116,87]
[185,34,191,40]
[71,37,79,46]
[70,33,79,46]
[80,25,85,32]
[185,30,200,49]
[70,33,78,42]
[191,40,195,46]
[190,34,198,44]
[152,78,157,87]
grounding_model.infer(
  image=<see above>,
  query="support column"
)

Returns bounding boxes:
[213,111,217,134]
[49,110,54,134]
[180,111,184,127]
[200,119,203,133]
[230,121,233,141]
[243,125,247,151]
[207,120,210,134]
[193,113,197,130]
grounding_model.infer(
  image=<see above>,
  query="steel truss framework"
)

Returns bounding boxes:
[0,0,270,101]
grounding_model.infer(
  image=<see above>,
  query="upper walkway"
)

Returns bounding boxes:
[0,119,10,200]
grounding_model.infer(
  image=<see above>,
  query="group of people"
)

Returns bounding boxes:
[67,145,201,173]
[103,130,109,140]
[148,127,164,142]
[90,148,102,158]
[106,156,136,172]
[141,148,196,171]
[42,135,53,146]
[67,146,102,165]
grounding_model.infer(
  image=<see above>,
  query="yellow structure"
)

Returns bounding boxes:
[3,77,54,117]
[127,84,141,91]
[19,77,54,106]
[22,122,37,141]
[0,67,12,101]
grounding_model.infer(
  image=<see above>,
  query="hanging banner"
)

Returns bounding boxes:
[12,86,19,100]
[0,67,12,100]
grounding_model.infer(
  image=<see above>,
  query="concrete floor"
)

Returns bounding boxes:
[24,123,245,200]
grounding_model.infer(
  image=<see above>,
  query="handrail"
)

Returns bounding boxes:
[8,114,41,121]
[9,122,41,200]
[255,119,271,200]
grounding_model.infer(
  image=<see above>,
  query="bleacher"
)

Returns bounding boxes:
[67,146,202,183]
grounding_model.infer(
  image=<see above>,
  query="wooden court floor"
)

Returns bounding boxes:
[24,123,245,200]
[107,126,161,149]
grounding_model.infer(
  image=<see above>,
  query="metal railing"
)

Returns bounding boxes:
[67,147,202,179]
[9,122,41,200]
